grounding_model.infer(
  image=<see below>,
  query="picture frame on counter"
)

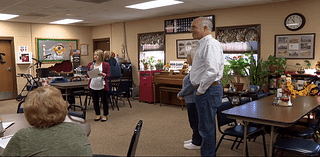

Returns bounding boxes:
[80,44,88,56]
[274,33,315,59]
[176,39,198,59]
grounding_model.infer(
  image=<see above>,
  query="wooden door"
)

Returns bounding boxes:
[0,38,17,101]
[93,38,110,53]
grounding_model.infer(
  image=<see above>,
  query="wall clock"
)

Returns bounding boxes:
[284,13,306,31]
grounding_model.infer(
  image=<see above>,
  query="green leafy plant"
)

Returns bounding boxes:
[264,55,287,76]
[141,56,156,67]
[245,51,269,86]
[305,60,311,68]
[155,59,164,70]
[227,56,250,83]
[221,65,234,86]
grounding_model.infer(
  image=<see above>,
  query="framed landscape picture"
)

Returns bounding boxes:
[274,33,315,59]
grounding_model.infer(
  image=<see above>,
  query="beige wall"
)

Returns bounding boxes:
[0,21,93,92]
[1,0,319,95]
[93,0,320,94]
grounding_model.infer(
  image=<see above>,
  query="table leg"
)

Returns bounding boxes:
[243,121,248,156]
[269,125,274,157]
[65,89,69,106]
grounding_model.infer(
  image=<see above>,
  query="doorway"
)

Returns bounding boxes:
[93,38,110,57]
[0,37,17,101]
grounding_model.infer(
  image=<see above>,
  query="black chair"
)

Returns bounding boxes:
[216,97,267,157]
[70,76,90,107]
[17,100,24,113]
[127,119,143,157]
[68,104,87,120]
[109,78,132,111]
[92,120,143,157]
[273,137,320,156]
[275,111,320,142]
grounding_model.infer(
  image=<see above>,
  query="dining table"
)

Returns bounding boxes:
[50,81,89,106]
[0,113,91,154]
[222,95,320,156]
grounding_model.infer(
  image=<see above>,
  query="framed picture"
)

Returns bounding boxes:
[176,39,198,59]
[80,44,88,56]
[36,38,78,62]
[274,33,315,59]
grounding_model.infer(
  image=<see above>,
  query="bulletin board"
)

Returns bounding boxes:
[36,38,78,62]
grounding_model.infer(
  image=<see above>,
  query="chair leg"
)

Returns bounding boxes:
[231,137,239,150]
[215,135,225,152]
[109,95,114,110]
[236,138,243,149]
[115,95,120,111]
[127,96,132,108]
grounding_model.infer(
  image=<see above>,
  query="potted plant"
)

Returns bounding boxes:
[227,56,250,91]
[221,65,234,88]
[264,55,287,76]
[140,56,156,70]
[155,59,164,70]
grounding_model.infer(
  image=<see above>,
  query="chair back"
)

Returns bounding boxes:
[17,100,24,113]
[127,120,143,157]
[118,79,132,93]
[217,97,236,128]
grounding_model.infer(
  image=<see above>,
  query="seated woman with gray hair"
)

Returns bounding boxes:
[2,86,92,156]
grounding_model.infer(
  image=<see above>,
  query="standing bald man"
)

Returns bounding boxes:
[189,17,224,156]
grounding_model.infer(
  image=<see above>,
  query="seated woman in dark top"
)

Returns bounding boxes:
[104,51,117,66]
[2,86,92,156]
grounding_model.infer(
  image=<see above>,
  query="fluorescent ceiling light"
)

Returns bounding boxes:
[0,13,19,20]
[126,0,183,10]
[50,19,83,24]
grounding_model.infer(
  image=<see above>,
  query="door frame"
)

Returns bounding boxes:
[93,38,110,59]
[0,37,17,100]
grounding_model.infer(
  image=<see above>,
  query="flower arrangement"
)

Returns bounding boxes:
[141,56,156,70]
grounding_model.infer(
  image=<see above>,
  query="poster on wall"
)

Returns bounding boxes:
[36,38,78,62]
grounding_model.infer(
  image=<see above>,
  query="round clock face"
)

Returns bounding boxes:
[284,13,306,31]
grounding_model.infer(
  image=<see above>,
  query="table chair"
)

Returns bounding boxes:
[216,96,267,157]
[109,77,132,111]
[70,76,90,107]
[92,119,143,157]
[17,100,24,113]
[275,111,320,142]
[273,136,320,156]
[68,104,87,120]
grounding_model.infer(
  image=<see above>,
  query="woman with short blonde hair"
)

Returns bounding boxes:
[2,86,92,156]
[24,86,67,128]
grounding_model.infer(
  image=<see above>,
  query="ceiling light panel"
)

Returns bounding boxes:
[125,0,184,10]
[0,13,19,20]
[50,19,83,24]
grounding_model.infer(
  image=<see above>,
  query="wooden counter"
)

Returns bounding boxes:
[152,71,187,106]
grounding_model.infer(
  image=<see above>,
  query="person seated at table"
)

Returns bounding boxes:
[2,86,92,156]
